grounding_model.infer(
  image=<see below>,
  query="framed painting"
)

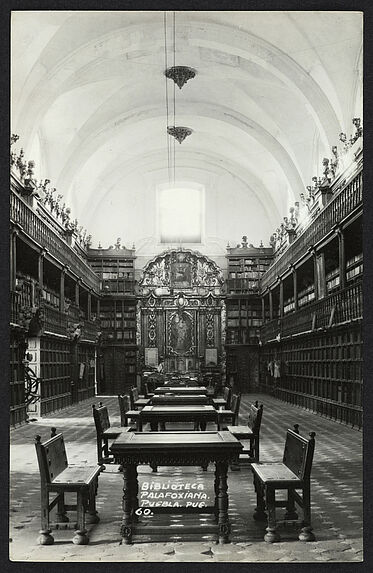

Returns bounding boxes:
[170,261,192,288]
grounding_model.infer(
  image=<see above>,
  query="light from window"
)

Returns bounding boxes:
[159,187,202,243]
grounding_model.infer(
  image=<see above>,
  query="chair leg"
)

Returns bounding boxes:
[299,485,315,541]
[96,435,103,465]
[253,436,260,463]
[73,490,89,545]
[253,474,267,521]
[264,487,280,543]
[38,489,54,545]
[86,480,100,525]
[56,492,69,523]
[284,489,298,520]
[103,437,110,458]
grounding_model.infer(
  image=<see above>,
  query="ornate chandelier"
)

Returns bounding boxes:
[167,126,193,144]
[164,66,196,89]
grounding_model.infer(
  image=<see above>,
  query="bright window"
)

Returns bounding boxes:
[158,186,203,243]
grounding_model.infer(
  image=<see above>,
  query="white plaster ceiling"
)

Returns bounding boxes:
[11,11,363,254]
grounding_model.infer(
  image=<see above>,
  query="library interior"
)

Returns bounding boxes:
[9,10,363,564]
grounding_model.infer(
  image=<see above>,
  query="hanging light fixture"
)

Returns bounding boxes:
[167,126,193,144]
[165,65,196,89]
[163,11,194,163]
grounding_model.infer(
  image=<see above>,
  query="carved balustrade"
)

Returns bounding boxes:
[10,190,100,292]
[261,170,362,290]
[260,279,362,342]
[82,319,101,343]
[44,306,68,336]
[10,291,21,324]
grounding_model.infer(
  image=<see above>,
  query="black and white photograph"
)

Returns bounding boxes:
[8,8,363,564]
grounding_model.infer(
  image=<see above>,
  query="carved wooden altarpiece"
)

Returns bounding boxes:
[138,249,225,373]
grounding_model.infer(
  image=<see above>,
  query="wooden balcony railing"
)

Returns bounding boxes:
[274,388,362,429]
[260,279,362,342]
[81,319,101,343]
[11,190,100,292]
[44,306,68,336]
[10,291,21,324]
[261,170,362,289]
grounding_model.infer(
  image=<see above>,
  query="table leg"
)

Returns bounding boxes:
[121,465,133,544]
[214,465,219,523]
[130,465,139,522]
[216,461,230,544]
[136,417,143,432]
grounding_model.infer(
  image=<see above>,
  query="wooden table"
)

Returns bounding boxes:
[137,405,217,431]
[163,379,202,388]
[110,431,242,544]
[154,386,207,396]
[151,394,209,406]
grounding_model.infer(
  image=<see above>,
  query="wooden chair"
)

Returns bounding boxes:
[227,400,263,465]
[131,386,150,409]
[117,394,140,427]
[212,386,232,409]
[217,393,241,430]
[35,428,101,545]
[92,403,122,465]
[251,425,316,543]
[143,381,155,399]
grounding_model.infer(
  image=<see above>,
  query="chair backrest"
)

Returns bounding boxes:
[131,387,139,402]
[229,393,241,425]
[283,429,316,480]
[35,432,68,484]
[118,394,131,425]
[247,401,264,434]
[92,403,111,434]
[223,386,232,407]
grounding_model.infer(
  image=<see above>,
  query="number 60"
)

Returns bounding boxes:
[135,507,152,516]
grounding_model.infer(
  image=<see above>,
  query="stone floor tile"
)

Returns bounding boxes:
[9,393,363,563]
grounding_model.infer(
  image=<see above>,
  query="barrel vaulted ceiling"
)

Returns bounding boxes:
[11,11,362,256]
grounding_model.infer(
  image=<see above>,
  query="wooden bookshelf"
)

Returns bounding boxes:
[88,246,136,295]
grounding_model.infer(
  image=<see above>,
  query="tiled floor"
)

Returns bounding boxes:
[9,394,363,562]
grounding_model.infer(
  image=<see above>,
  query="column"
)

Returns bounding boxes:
[314,249,326,300]
[10,229,18,290]
[293,267,298,311]
[279,278,284,318]
[269,289,273,321]
[75,279,80,307]
[59,267,66,313]
[97,298,100,317]
[261,296,265,322]
[38,248,46,289]
[312,249,318,300]
[87,291,92,321]
[337,228,346,289]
